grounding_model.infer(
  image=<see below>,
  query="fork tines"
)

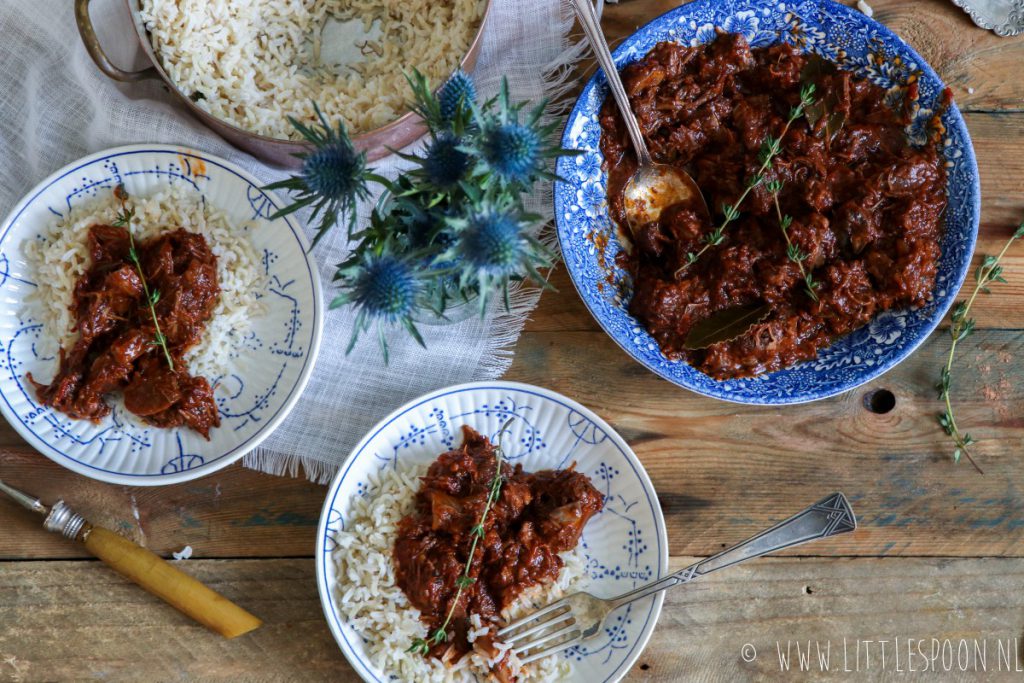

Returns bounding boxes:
[497,600,583,664]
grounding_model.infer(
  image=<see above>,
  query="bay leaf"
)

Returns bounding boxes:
[799,54,838,83]
[683,302,772,350]
[800,54,845,142]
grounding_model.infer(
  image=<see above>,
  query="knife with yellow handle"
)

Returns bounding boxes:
[0,478,261,639]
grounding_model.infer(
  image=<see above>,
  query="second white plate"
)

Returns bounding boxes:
[0,144,323,484]
[316,381,669,683]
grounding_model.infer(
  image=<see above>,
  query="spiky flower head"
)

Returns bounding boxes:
[332,248,427,362]
[460,211,525,275]
[406,68,474,133]
[438,70,477,123]
[264,103,370,246]
[421,133,470,188]
[302,143,363,201]
[470,79,573,188]
[445,199,554,312]
[479,121,541,185]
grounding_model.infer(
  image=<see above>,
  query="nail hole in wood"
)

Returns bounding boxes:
[863,389,896,414]
[640,663,651,671]
[803,585,813,595]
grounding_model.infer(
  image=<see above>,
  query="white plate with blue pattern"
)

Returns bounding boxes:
[555,0,980,404]
[316,381,668,682]
[0,144,323,485]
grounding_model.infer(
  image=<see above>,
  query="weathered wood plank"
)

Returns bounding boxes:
[1,328,1021,561]
[4,557,1024,682]
[508,327,1024,557]
[602,0,1024,113]
[0,454,325,560]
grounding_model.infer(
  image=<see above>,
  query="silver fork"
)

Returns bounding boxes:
[497,492,857,663]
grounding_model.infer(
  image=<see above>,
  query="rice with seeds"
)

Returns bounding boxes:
[330,461,583,682]
[140,0,485,140]
[23,185,264,396]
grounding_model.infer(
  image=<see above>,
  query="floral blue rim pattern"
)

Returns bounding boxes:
[0,146,323,483]
[315,381,669,683]
[554,0,980,404]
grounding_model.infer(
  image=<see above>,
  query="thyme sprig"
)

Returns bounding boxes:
[937,223,1024,473]
[677,83,816,276]
[407,418,515,657]
[113,186,174,371]
[768,181,820,302]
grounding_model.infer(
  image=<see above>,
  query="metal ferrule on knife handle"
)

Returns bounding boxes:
[43,499,262,639]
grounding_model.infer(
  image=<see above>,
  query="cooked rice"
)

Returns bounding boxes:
[330,461,582,682]
[140,0,485,140]
[23,185,265,388]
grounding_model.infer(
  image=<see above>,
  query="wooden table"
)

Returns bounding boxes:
[2,1,1023,680]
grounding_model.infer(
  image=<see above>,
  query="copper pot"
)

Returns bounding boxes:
[75,0,492,168]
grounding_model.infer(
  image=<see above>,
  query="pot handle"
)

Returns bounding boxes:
[75,0,159,82]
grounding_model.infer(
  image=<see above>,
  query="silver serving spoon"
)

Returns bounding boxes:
[569,0,709,235]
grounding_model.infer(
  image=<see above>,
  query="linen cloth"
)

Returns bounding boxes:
[0,0,586,482]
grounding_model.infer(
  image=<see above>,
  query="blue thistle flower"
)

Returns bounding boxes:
[264,103,371,246]
[421,133,470,188]
[446,203,555,312]
[302,143,364,203]
[349,255,418,320]
[438,70,477,123]
[459,210,526,276]
[479,122,542,185]
[333,250,427,362]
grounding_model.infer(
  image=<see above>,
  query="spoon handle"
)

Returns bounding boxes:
[568,0,653,167]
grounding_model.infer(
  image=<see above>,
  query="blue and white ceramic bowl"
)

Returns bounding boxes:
[0,145,323,484]
[555,0,980,404]
[316,381,669,683]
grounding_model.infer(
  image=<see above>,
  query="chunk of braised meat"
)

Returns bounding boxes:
[132,360,221,439]
[30,223,221,437]
[393,426,603,679]
[600,34,947,379]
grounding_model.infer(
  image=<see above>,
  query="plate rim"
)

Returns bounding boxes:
[0,143,325,485]
[314,380,670,683]
[553,0,981,405]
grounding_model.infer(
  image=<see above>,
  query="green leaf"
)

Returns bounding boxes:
[804,280,819,302]
[406,638,429,655]
[953,448,962,463]
[800,81,817,102]
[950,302,967,324]
[1014,223,1024,239]
[955,318,976,341]
[683,302,772,350]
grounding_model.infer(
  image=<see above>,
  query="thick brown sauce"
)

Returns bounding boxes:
[393,426,603,679]
[600,34,947,379]
[30,225,222,437]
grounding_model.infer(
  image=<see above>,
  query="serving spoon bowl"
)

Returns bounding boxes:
[568,0,709,235]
